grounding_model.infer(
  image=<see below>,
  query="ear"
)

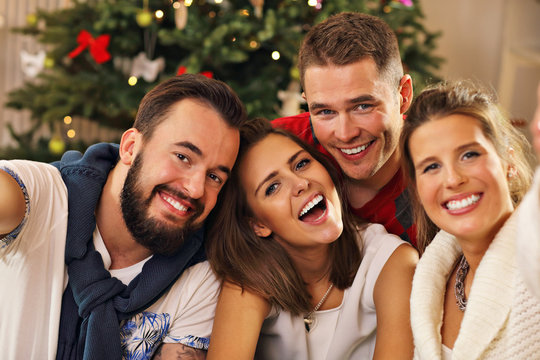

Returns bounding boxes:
[398,74,414,114]
[118,128,141,166]
[301,91,307,101]
[249,218,272,238]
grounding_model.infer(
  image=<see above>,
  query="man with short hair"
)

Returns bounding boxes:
[0,74,247,360]
[273,12,416,246]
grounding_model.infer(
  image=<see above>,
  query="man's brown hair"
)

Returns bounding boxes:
[298,12,403,88]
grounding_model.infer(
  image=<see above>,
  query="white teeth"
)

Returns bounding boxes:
[340,143,369,155]
[299,195,323,217]
[163,195,188,212]
[445,194,480,211]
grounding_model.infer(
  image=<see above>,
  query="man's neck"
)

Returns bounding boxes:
[345,151,401,209]
[95,167,152,269]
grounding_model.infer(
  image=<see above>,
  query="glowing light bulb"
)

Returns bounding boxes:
[272,51,281,60]
[63,116,72,125]
[155,10,164,19]
[128,76,138,86]
[67,129,76,138]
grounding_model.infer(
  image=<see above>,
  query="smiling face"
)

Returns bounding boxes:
[239,134,343,251]
[121,98,240,254]
[409,114,514,243]
[304,58,409,185]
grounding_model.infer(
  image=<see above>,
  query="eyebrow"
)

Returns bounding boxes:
[254,149,304,196]
[309,94,376,112]
[175,141,231,176]
[175,141,202,156]
[414,141,481,171]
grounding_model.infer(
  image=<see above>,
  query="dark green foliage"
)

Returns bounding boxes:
[3,0,442,159]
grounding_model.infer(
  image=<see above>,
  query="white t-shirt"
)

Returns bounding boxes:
[0,160,69,360]
[0,160,220,360]
[254,224,406,360]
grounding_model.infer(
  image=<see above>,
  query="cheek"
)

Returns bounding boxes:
[416,178,439,210]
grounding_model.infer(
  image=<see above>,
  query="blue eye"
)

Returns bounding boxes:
[423,163,440,174]
[295,158,311,170]
[356,104,373,111]
[265,183,278,196]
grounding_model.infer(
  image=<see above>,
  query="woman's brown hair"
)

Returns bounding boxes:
[399,80,533,253]
[207,118,362,315]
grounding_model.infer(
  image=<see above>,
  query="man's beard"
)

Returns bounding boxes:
[120,153,204,256]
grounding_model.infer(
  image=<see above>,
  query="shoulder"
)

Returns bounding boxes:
[272,112,312,137]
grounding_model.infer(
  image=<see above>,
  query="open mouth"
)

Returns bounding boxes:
[444,193,481,211]
[339,140,375,156]
[160,192,191,213]
[298,194,328,222]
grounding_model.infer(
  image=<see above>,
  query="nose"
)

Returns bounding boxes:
[183,171,205,199]
[444,165,466,188]
[334,113,360,143]
[291,173,309,196]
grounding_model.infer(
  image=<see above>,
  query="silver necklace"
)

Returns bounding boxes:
[454,255,469,312]
[304,283,334,332]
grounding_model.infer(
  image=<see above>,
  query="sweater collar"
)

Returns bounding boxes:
[411,213,517,359]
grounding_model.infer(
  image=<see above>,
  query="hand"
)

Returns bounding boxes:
[531,83,540,162]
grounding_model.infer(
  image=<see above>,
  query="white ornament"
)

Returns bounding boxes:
[249,0,264,18]
[20,49,46,78]
[130,52,165,82]
[278,80,306,117]
[175,2,188,30]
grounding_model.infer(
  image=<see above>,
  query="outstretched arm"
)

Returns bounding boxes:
[373,244,418,360]
[207,281,270,360]
[0,169,26,237]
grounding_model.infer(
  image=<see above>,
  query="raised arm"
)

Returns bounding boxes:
[373,244,418,360]
[207,281,270,360]
[0,169,26,237]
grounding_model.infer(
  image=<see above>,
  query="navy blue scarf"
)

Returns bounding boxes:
[52,143,206,360]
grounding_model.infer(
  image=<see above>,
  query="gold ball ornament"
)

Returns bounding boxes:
[136,9,153,28]
[48,136,66,155]
[26,13,37,26]
[290,67,300,81]
[44,56,55,68]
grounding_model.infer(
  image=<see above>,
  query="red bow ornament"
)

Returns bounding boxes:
[69,30,111,64]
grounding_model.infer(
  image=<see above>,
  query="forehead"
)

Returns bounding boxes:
[409,114,492,157]
[239,134,302,185]
[148,98,239,164]
[303,59,391,99]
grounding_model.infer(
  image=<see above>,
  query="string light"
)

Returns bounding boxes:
[155,10,164,19]
[240,9,250,16]
[249,40,259,49]
[128,76,138,86]
[214,0,223,3]
[67,129,76,138]
[271,51,280,60]
[173,1,181,9]
[63,116,72,125]
[307,0,317,7]
[184,0,193,6]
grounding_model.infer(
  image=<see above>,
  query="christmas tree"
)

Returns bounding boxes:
[3,0,442,160]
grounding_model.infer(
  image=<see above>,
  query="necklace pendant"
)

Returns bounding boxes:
[304,315,314,332]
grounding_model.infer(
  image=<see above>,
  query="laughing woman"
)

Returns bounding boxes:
[400,80,540,359]
[206,118,418,360]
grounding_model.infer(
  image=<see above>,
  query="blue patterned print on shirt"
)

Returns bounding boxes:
[120,311,210,360]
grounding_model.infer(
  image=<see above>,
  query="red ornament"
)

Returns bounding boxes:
[69,30,111,64]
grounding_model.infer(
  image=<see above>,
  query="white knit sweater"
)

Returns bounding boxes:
[410,212,540,359]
